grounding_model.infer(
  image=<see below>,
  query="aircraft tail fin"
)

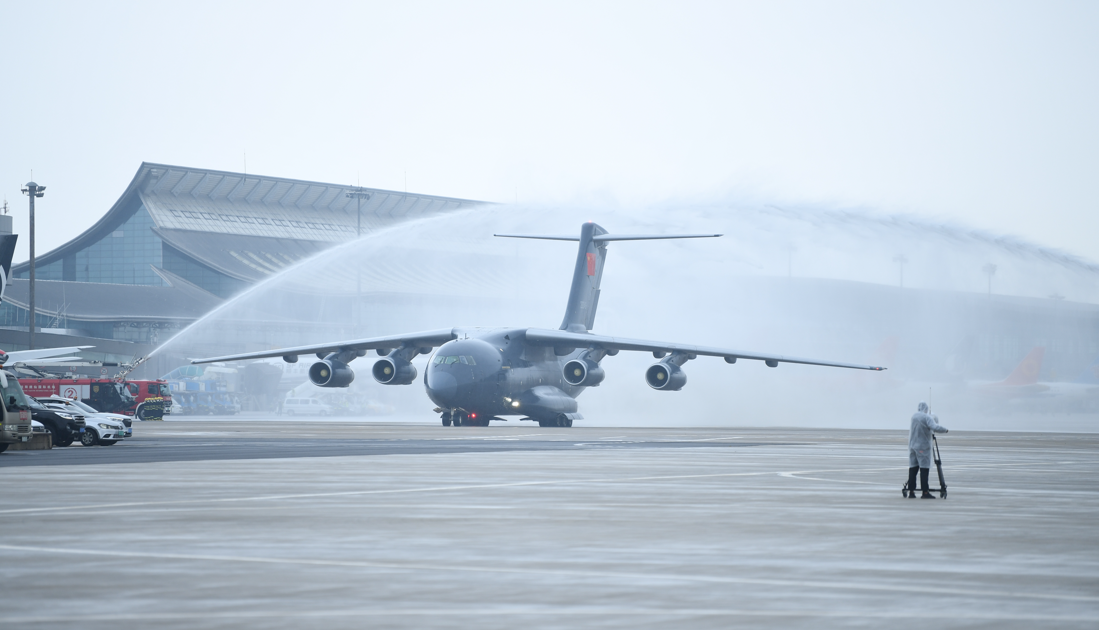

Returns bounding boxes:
[999,346,1045,387]
[0,234,17,305]
[496,224,720,332]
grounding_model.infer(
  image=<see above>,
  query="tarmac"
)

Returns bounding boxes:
[1,420,1097,629]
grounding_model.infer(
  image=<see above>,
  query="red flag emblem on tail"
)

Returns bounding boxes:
[586,252,596,276]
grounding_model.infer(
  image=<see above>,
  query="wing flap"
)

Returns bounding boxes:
[523,328,885,371]
[191,329,458,364]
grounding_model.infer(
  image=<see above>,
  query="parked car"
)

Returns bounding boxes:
[25,397,85,447]
[39,396,132,438]
[282,398,333,416]
[79,416,126,446]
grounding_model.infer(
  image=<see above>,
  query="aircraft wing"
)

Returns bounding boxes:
[191,329,459,364]
[524,328,885,371]
[4,346,95,364]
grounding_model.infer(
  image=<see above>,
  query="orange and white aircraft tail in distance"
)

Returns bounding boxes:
[977,347,1048,397]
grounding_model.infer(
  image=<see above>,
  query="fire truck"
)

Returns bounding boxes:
[119,380,172,420]
[19,378,135,415]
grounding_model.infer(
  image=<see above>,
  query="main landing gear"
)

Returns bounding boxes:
[440,411,490,427]
[538,414,572,428]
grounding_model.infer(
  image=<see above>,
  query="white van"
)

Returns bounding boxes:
[282,398,333,417]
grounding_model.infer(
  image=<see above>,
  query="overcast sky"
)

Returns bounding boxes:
[1,1,1096,264]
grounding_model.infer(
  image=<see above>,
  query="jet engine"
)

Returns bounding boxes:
[309,359,355,388]
[645,362,686,391]
[372,357,418,385]
[562,359,605,387]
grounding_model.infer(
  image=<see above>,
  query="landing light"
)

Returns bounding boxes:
[511,401,520,408]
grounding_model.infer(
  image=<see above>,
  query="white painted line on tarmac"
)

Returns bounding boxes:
[1,543,1096,604]
[0,468,905,516]
[0,608,1096,624]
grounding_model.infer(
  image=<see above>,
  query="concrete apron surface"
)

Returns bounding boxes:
[1,423,1097,629]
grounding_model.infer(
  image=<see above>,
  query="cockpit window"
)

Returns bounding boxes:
[432,355,477,366]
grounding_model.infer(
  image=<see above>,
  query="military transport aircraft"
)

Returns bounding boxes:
[193,222,886,427]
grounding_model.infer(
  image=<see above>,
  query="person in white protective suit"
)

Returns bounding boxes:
[908,401,948,499]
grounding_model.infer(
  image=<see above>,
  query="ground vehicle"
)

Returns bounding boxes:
[39,395,133,438]
[19,378,135,415]
[282,398,333,416]
[0,371,33,453]
[25,396,85,447]
[79,415,126,446]
[121,380,171,420]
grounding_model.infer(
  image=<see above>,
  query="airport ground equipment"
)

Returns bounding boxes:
[903,434,947,499]
[193,222,887,426]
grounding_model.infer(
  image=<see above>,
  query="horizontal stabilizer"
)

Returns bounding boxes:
[494,233,722,242]
[2,346,95,365]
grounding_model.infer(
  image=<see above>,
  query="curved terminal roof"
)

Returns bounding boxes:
[14,162,485,277]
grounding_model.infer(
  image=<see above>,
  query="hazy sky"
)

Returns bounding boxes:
[2,1,1096,264]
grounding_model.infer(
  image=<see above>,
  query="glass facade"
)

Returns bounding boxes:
[162,246,248,298]
[17,205,165,286]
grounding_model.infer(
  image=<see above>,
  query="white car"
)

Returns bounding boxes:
[76,416,126,446]
[282,398,333,416]
[39,396,133,439]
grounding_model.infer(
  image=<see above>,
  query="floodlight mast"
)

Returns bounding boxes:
[346,187,371,328]
[20,181,45,350]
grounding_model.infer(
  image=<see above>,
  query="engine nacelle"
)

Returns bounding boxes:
[372,357,418,385]
[309,360,355,388]
[645,362,686,391]
[562,359,605,387]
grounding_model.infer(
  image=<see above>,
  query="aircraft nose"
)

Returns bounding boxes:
[426,369,458,402]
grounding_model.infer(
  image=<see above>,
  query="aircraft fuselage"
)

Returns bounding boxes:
[424,329,586,426]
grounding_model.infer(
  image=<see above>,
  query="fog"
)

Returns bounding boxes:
[152,200,1099,431]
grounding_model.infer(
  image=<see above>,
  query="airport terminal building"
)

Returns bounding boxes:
[2,162,479,346]
[1,161,1096,388]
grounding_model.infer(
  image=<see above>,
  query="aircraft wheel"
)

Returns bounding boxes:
[453,413,464,427]
[442,411,452,427]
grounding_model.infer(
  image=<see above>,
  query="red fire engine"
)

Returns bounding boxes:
[119,380,172,419]
[20,378,135,414]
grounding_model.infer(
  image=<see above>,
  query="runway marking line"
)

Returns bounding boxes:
[0,608,1096,624]
[0,468,909,516]
[1,543,1096,605]
[4,461,1096,517]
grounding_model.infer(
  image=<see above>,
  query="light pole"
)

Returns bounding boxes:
[20,181,45,349]
[893,254,908,288]
[346,188,371,328]
[982,263,997,297]
[345,188,371,238]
